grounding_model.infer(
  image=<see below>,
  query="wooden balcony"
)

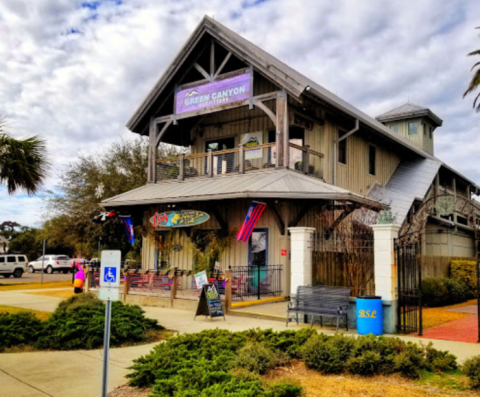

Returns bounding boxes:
[155,143,324,183]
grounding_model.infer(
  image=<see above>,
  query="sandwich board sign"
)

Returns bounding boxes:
[194,283,225,321]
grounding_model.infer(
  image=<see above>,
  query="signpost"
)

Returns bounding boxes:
[99,250,121,397]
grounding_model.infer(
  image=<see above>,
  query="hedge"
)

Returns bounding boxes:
[450,260,478,297]
[421,277,468,307]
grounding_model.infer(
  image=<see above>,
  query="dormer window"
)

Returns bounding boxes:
[391,124,398,133]
[429,126,433,138]
[408,122,418,135]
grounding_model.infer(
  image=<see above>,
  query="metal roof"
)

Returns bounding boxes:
[102,169,385,209]
[376,103,443,126]
[369,158,441,225]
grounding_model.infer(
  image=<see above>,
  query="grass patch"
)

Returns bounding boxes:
[265,361,477,397]
[0,280,72,291]
[422,307,471,329]
[417,369,471,391]
[0,305,51,320]
[28,289,76,299]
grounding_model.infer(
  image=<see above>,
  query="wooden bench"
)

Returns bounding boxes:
[286,286,351,332]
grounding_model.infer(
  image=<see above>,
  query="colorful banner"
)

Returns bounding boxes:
[119,216,135,245]
[175,72,251,114]
[236,201,267,242]
[150,210,210,228]
[241,131,263,159]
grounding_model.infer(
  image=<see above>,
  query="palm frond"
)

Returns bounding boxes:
[463,68,480,97]
[467,49,480,57]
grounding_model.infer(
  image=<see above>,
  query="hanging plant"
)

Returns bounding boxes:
[189,229,234,273]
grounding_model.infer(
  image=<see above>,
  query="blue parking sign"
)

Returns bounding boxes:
[103,267,117,283]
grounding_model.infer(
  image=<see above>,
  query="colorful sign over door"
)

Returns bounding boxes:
[150,210,210,228]
[175,72,251,114]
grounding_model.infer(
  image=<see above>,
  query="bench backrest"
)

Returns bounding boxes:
[295,285,351,309]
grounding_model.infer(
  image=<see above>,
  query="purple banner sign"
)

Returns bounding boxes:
[175,72,251,114]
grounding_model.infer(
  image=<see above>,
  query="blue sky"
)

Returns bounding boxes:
[0,0,480,226]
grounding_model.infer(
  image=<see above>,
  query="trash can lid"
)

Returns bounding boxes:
[357,295,382,299]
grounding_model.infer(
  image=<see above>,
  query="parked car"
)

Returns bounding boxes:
[0,254,28,278]
[28,255,71,274]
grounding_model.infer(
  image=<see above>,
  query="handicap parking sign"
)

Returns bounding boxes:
[104,267,117,283]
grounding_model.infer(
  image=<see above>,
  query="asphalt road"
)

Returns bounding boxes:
[1,272,74,283]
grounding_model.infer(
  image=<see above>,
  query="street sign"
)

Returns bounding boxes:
[100,250,121,288]
[99,287,119,301]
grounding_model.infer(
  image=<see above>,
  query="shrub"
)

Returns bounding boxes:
[36,293,160,350]
[347,351,382,376]
[451,260,478,297]
[462,355,480,388]
[422,277,449,307]
[443,278,469,305]
[0,312,43,351]
[424,342,457,372]
[233,342,278,374]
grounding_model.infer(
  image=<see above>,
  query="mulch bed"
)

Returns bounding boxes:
[108,385,151,397]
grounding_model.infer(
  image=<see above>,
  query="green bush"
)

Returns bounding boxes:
[422,277,449,307]
[0,312,43,351]
[233,342,278,374]
[347,351,382,376]
[443,278,469,304]
[450,260,478,297]
[36,293,160,350]
[462,355,480,388]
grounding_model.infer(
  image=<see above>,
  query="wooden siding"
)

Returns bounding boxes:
[384,118,434,155]
[422,255,476,278]
[425,222,476,257]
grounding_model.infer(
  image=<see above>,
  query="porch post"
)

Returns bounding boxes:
[371,224,401,334]
[288,227,315,298]
[148,118,157,183]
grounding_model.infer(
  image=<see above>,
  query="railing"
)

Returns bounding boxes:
[155,142,323,182]
[229,265,283,302]
[175,270,227,301]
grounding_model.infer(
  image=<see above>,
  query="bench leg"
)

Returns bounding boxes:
[286,309,289,327]
[336,316,339,333]
[320,316,323,328]
[345,313,349,331]
[296,312,299,325]
[310,315,314,329]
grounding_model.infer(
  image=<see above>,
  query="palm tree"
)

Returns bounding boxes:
[464,27,480,112]
[0,120,49,195]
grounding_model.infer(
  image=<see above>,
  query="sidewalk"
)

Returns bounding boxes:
[2,290,480,397]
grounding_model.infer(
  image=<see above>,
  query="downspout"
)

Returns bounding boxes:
[333,119,359,185]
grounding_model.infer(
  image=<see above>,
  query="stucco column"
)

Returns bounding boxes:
[288,227,315,297]
[371,223,401,333]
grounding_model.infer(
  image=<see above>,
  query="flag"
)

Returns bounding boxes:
[236,201,266,242]
[119,215,135,245]
[92,211,116,223]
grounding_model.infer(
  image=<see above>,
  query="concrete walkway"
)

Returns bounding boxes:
[2,289,480,397]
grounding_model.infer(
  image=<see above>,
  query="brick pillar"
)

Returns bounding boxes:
[371,223,401,333]
[288,227,315,298]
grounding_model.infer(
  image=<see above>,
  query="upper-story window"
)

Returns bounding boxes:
[390,124,398,133]
[369,145,376,176]
[429,126,433,138]
[423,123,427,135]
[408,122,418,135]
[338,130,347,165]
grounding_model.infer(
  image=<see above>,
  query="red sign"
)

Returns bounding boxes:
[281,249,287,256]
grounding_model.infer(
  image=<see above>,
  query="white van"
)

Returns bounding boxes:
[0,254,28,278]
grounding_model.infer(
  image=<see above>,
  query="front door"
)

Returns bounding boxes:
[249,229,268,267]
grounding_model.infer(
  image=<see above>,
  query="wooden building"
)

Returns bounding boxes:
[103,16,480,296]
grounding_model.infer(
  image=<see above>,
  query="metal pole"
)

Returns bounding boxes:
[41,240,46,284]
[102,300,112,397]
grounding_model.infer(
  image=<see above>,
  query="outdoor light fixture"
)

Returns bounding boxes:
[306,85,311,91]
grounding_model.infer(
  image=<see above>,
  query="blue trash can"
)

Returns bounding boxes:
[357,296,383,335]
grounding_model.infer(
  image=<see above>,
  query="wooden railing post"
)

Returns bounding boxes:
[123,272,131,303]
[239,144,245,174]
[304,145,310,175]
[207,149,213,177]
[170,268,178,308]
[85,266,91,292]
[179,154,185,181]
[225,269,232,313]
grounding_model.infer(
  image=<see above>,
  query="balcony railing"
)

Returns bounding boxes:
[155,142,324,183]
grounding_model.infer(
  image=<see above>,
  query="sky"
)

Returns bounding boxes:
[1,0,480,226]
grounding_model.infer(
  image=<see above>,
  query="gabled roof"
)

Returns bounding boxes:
[376,103,443,127]
[102,169,385,209]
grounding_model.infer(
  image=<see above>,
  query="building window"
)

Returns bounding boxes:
[429,126,433,138]
[423,123,427,135]
[369,145,376,176]
[390,124,398,133]
[338,131,347,165]
[408,122,417,135]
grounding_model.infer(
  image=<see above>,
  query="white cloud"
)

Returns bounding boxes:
[1,0,480,226]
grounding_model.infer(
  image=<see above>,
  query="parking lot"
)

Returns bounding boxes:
[0,272,74,283]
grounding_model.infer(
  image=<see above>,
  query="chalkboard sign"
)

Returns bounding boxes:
[194,284,225,321]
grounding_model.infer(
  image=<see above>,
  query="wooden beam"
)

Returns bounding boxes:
[213,52,232,79]
[276,92,286,168]
[148,118,157,183]
[253,99,277,126]
[268,201,285,235]
[155,120,173,146]
[289,202,314,227]
[325,205,359,237]
[210,206,228,230]
[194,62,211,81]
[210,39,215,77]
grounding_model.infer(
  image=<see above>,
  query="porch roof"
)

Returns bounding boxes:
[101,169,386,210]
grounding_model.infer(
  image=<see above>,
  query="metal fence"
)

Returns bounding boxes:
[174,271,226,300]
[229,265,282,301]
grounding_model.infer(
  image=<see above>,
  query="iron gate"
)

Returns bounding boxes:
[395,236,422,335]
